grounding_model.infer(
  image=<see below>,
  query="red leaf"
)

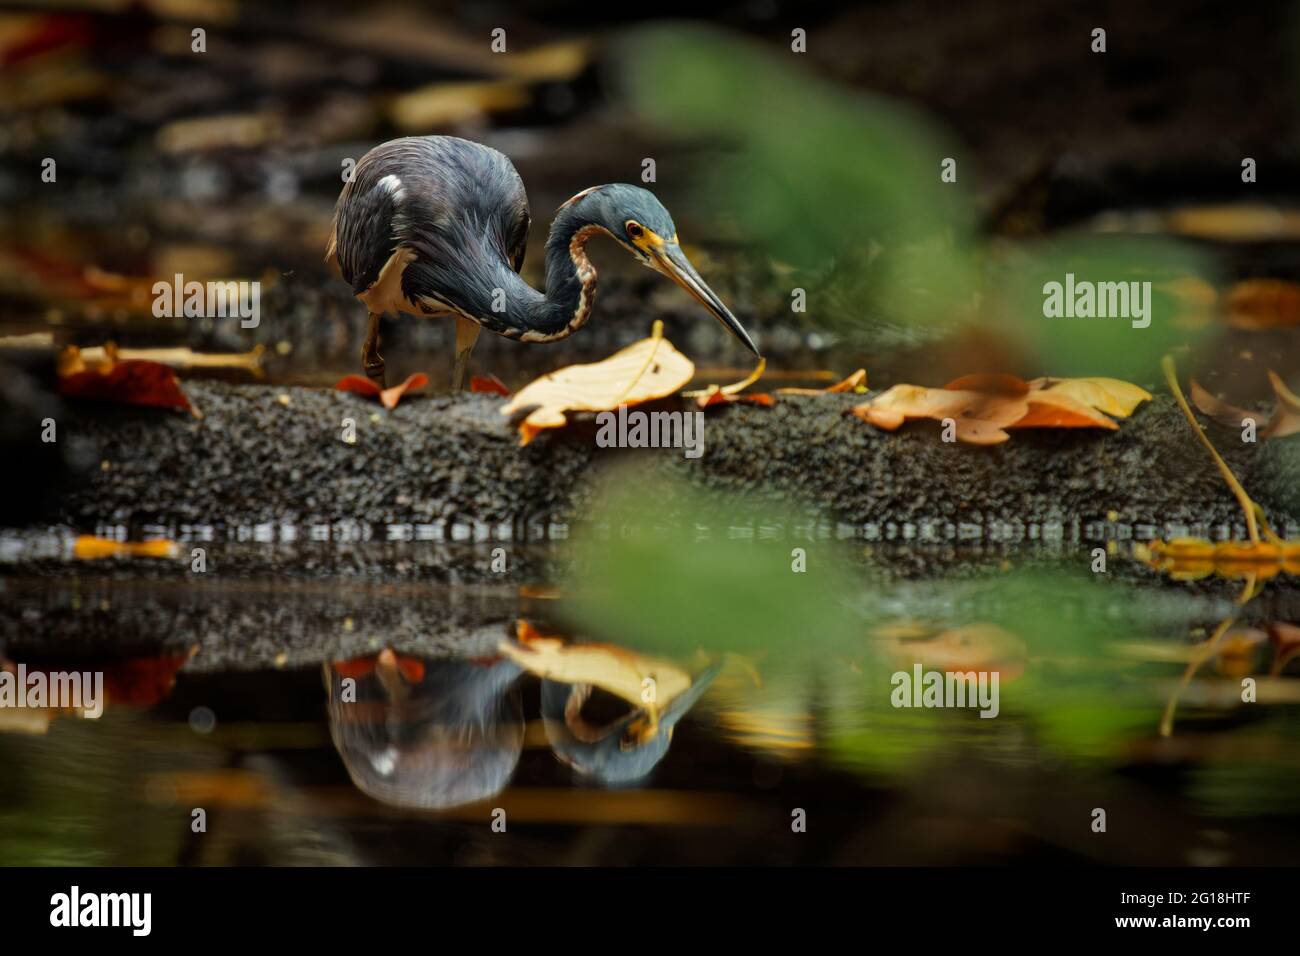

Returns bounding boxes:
[942,373,1029,395]
[59,359,192,413]
[699,390,775,408]
[335,372,428,409]
[471,374,511,396]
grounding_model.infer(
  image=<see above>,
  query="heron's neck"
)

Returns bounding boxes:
[497,203,604,341]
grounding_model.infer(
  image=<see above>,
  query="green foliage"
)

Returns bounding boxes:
[561,473,861,659]
[619,24,1215,379]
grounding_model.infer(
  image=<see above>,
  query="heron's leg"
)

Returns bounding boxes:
[450,315,481,392]
[361,311,385,388]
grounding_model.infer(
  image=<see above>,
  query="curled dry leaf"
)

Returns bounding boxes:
[499,620,693,710]
[852,373,1150,445]
[776,368,868,397]
[334,372,428,410]
[74,536,179,560]
[1191,379,1257,429]
[683,357,771,409]
[470,373,511,396]
[1191,371,1300,439]
[57,344,197,416]
[1265,370,1300,438]
[500,320,694,445]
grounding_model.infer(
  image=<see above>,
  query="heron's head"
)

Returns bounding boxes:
[571,183,759,356]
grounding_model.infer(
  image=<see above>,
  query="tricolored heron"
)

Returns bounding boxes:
[327,135,759,389]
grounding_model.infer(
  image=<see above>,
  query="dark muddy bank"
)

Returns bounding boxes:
[14,379,1300,557]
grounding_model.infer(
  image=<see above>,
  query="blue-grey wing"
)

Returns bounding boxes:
[328,136,530,314]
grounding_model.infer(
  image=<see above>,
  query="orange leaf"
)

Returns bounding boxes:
[943,373,1029,395]
[335,372,428,409]
[1011,390,1118,430]
[699,390,774,408]
[776,368,867,396]
[380,373,427,409]
[1225,278,1300,330]
[851,384,1028,445]
[470,373,510,396]
[334,374,380,398]
[853,373,1149,444]
[684,357,769,409]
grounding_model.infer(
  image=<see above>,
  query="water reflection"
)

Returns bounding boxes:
[537,663,720,785]
[324,650,524,810]
[324,626,725,806]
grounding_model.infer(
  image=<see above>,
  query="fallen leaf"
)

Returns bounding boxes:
[1011,389,1119,431]
[1265,370,1300,438]
[500,320,694,445]
[1225,278,1300,329]
[683,357,771,409]
[699,390,775,408]
[776,368,867,396]
[57,345,196,415]
[499,620,694,711]
[1191,380,1258,429]
[470,373,510,396]
[1025,377,1153,418]
[943,373,1029,395]
[852,373,1150,444]
[851,384,1030,445]
[74,536,179,560]
[1190,371,1300,439]
[335,372,428,410]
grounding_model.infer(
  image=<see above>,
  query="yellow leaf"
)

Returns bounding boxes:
[1026,377,1153,418]
[498,621,693,710]
[500,321,694,444]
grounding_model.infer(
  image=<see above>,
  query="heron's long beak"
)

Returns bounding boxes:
[652,243,760,357]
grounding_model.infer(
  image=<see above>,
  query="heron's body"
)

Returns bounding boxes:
[328,135,757,389]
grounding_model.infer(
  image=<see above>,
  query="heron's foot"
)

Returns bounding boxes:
[450,349,472,393]
[361,311,386,388]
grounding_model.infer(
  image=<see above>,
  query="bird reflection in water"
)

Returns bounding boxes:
[500,622,721,786]
[324,649,524,810]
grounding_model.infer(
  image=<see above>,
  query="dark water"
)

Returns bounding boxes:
[3,563,1300,866]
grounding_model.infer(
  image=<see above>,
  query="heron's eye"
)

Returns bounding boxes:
[625,221,644,240]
